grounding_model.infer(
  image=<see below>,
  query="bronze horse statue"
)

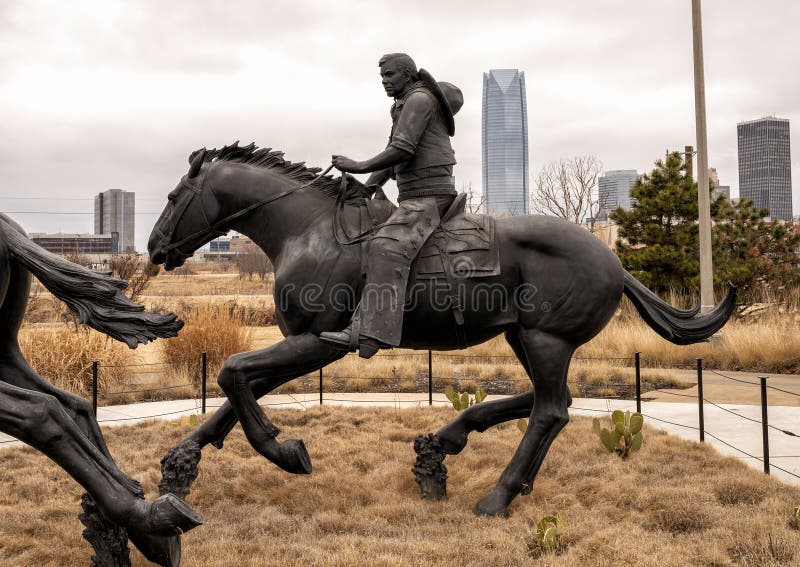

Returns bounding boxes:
[0,214,202,566]
[149,143,735,519]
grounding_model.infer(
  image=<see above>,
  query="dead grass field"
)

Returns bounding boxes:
[1,407,798,566]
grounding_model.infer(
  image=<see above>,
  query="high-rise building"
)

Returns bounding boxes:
[481,69,529,215]
[598,170,640,220]
[94,189,135,252]
[737,117,792,220]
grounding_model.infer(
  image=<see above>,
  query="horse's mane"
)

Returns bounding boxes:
[199,142,352,199]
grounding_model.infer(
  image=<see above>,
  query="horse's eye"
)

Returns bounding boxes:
[167,190,179,203]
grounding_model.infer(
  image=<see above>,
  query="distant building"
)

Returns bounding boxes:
[737,117,792,220]
[709,167,730,201]
[597,170,640,220]
[31,233,113,255]
[481,69,529,215]
[204,234,257,261]
[94,189,135,252]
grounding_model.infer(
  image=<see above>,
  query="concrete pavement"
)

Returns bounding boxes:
[1,392,798,486]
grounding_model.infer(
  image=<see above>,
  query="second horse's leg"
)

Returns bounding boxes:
[217,333,342,473]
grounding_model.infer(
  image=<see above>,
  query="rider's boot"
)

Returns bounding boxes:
[320,324,390,359]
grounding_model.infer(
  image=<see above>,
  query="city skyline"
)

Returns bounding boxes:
[1,1,798,250]
[597,170,640,220]
[482,69,529,215]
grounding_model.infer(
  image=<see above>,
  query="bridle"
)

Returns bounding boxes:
[155,161,335,259]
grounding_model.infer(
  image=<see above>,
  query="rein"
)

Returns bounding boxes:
[160,162,335,255]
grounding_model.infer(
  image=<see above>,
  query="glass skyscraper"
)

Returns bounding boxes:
[598,170,640,220]
[482,69,529,215]
[737,117,792,220]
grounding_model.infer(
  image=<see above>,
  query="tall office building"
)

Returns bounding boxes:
[737,117,792,220]
[94,189,135,252]
[482,69,529,215]
[598,170,640,220]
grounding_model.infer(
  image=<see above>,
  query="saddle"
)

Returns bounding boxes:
[339,187,500,281]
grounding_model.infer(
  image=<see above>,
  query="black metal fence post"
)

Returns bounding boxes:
[760,376,770,474]
[201,351,207,415]
[697,358,704,442]
[319,368,323,405]
[91,361,98,417]
[428,350,433,406]
[634,352,641,413]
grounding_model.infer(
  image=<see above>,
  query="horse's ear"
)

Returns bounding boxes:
[187,148,207,178]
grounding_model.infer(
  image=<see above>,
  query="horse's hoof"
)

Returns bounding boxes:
[275,439,312,475]
[433,424,469,455]
[128,532,181,567]
[473,488,511,518]
[147,494,203,536]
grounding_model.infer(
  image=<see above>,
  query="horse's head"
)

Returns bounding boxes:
[148,148,224,270]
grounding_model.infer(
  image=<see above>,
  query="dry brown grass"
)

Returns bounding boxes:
[0,408,798,566]
[160,304,253,396]
[18,327,135,397]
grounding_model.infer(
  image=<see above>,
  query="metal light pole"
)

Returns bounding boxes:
[692,0,714,313]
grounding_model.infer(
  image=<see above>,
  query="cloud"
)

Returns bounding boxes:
[1,0,798,251]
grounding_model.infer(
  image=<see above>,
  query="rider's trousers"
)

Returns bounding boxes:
[358,195,454,346]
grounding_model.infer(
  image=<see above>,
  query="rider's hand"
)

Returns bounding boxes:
[332,155,362,173]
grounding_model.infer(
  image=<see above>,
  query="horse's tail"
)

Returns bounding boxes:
[622,271,736,345]
[1,216,182,348]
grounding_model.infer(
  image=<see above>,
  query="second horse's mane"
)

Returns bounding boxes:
[199,142,345,199]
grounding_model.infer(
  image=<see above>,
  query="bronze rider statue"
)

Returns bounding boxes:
[320,53,463,358]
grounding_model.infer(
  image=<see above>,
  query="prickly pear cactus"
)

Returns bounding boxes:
[444,386,487,411]
[529,513,566,557]
[593,410,644,459]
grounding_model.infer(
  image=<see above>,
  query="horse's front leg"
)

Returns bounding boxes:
[216,333,342,474]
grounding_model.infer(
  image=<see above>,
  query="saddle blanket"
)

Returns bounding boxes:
[413,213,500,279]
[341,190,500,280]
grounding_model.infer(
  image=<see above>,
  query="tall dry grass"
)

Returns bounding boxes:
[18,327,135,396]
[0,408,797,566]
[580,297,800,373]
[160,303,253,393]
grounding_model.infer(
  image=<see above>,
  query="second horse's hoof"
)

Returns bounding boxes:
[274,439,312,475]
[147,494,204,536]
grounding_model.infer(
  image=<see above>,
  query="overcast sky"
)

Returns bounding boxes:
[1,0,798,251]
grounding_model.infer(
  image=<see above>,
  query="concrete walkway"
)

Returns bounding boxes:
[1,393,798,486]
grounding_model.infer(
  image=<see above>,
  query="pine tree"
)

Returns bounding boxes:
[611,151,800,296]
[610,153,700,290]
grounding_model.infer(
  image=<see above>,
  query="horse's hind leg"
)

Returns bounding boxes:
[216,333,343,473]
[434,328,540,455]
[474,329,573,517]
[0,380,202,536]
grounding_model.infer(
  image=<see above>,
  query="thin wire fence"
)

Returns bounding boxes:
[1,351,797,481]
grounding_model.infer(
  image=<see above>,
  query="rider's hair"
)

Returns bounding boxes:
[378,53,418,81]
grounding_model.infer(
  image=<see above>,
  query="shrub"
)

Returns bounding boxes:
[160,303,253,387]
[18,327,135,396]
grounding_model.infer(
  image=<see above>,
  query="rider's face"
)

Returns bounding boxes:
[380,61,411,98]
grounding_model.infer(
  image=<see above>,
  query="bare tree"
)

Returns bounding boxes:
[463,182,487,214]
[531,155,607,232]
[233,245,273,280]
[109,254,160,302]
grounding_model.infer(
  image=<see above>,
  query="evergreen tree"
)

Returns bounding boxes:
[611,151,800,295]
[610,153,700,290]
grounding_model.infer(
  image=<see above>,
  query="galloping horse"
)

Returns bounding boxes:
[0,214,202,566]
[149,143,735,518]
